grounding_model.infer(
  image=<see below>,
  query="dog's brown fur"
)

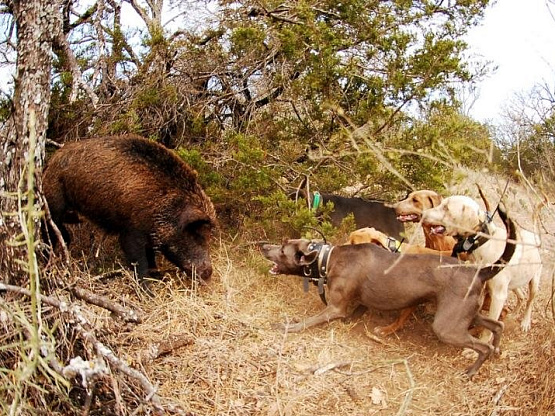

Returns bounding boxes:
[393,190,456,251]
[347,227,451,336]
[262,207,516,377]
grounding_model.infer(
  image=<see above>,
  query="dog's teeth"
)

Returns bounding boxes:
[397,214,418,222]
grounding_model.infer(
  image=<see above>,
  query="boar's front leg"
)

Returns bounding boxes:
[119,229,151,280]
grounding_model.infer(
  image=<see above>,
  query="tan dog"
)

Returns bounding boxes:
[347,227,451,336]
[393,190,456,251]
[422,195,542,342]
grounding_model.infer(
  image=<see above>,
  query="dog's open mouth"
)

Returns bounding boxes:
[269,263,280,275]
[397,213,419,222]
[429,225,446,235]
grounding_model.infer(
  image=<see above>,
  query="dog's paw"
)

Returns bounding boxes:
[457,369,473,381]
[373,326,390,337]
[520,318,532,332]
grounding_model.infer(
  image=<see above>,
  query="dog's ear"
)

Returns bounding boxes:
[298,250,318,266]
[294,240,319,265]
[428,193,442,208]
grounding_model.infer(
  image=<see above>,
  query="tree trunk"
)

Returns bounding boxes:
[0,0,60,284]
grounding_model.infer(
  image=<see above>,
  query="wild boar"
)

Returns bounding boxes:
[42,134,217,283]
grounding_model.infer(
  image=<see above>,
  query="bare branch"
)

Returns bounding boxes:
[69,285,142,323]
[53,30,99,106]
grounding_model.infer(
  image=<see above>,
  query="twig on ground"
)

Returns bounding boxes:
[489,383,507,416]
[311,361,352,375]
[333,358,415,416]
[69,285,142,323]
[149,335,195,360]
[92,269,126,281]
[363,323,387,345]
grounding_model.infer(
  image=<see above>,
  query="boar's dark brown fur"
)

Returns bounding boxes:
[42,134,217,282]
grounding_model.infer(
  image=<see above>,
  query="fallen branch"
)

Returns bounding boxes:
[77,325,165,415]
[0,282,141,324]
[0,282,171,414]
[69,286,142,323]
[0,283,65,309]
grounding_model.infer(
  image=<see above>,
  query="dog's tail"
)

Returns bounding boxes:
[478,203,517,283]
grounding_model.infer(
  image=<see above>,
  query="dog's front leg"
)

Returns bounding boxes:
[481,280,510,342]
[284,304,348,333]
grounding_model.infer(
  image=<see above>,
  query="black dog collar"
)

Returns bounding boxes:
[451,211,494,257]
[302,241,334,305]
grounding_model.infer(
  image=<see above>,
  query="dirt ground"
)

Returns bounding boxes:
[67,170,555,415]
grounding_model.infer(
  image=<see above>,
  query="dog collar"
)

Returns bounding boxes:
[451,211,493,257]
[386,237,402,253]
[302,241,334,305]
[311,191,322,211]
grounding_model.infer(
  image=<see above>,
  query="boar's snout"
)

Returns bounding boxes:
[182,258,213,281]
[199,263,213,281]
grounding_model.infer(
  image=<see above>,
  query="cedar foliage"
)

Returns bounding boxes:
[35,1,501,235]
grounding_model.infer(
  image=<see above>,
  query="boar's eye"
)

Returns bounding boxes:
[185,219,212,236]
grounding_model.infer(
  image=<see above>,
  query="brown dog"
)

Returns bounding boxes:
[393,190,456,251]
[262,206,516,377]
[347,227,451,336]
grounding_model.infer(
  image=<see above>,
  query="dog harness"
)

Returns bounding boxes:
[302,241,334,305]
[451,211,494,257]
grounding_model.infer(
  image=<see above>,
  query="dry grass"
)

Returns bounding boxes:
[116,247,553,416]
[5,169,555,415]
